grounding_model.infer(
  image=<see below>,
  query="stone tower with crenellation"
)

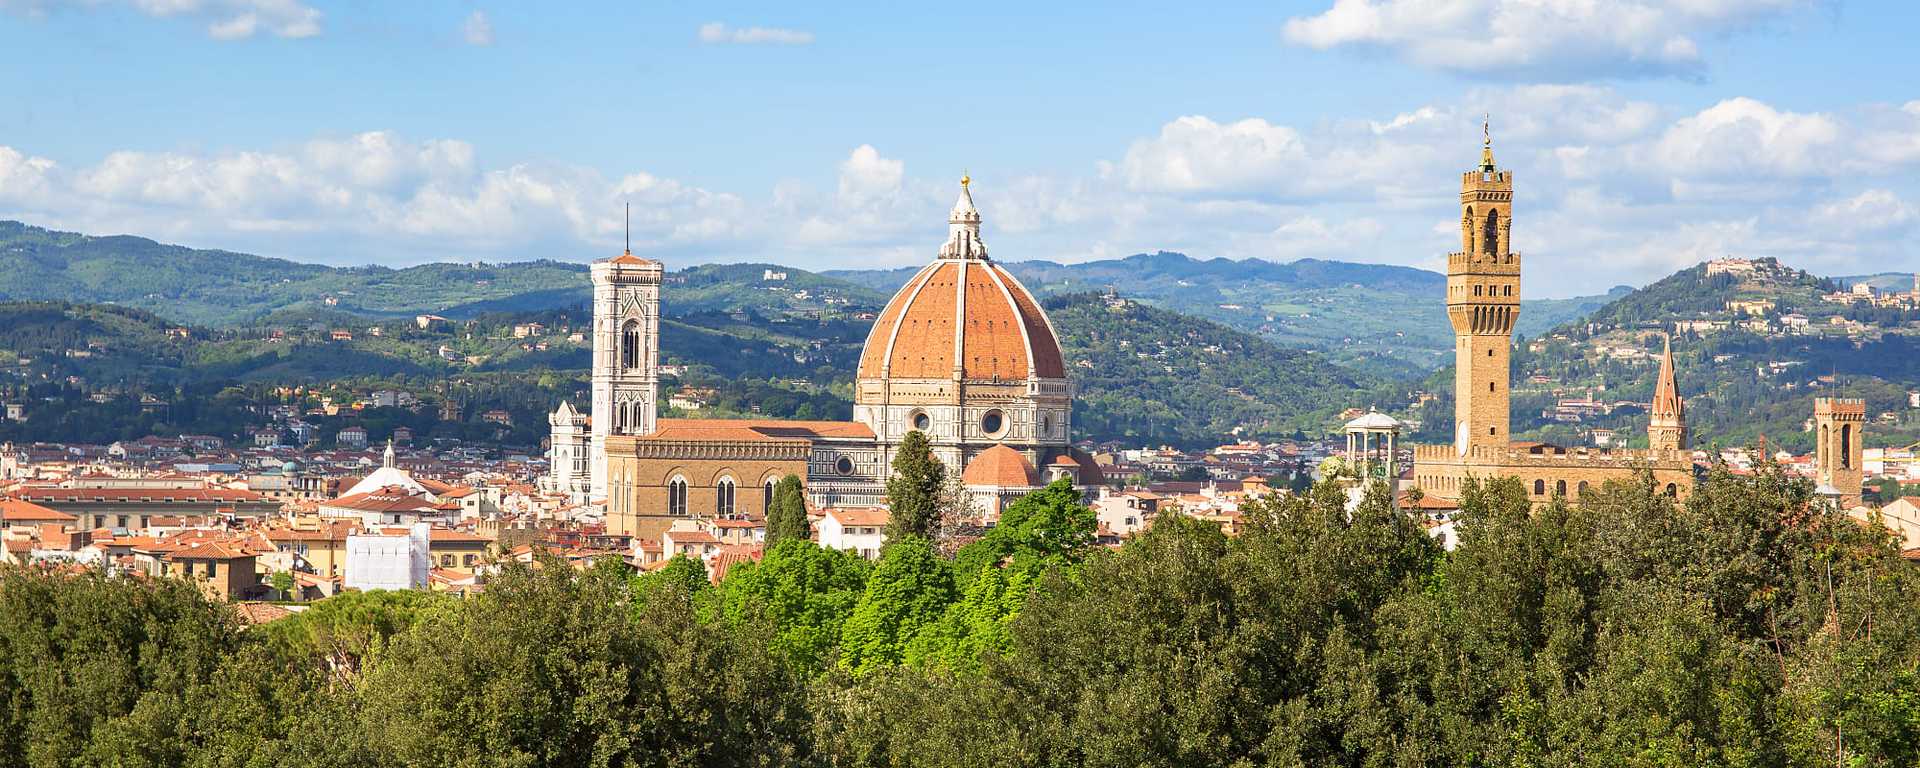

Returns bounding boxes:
[1446,123,1519,455]
[1814,397,1866,508]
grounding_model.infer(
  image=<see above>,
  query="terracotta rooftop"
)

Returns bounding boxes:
[857,259,1066,382]
[165,541,258,561]
[322,486,454,514]
[641,418,875,443]
[16,487,266,504]
[961,445,1040,488]
[429,528,495,544]
[234,603,296,626]
[0,497,77,522]
[666,530,720,545]
[607,251,658,266]
[825,507,890,527]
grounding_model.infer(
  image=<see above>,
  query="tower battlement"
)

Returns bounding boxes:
[1461,170,1512,188]
[1814,397,1867,416]
[1446,251,1522,271]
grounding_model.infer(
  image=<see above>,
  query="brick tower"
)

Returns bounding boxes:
[1447,121,1520,455]
[1813,397,1866,508]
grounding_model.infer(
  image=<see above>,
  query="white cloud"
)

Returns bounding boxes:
[836,145,904,206]
[1282,0,1812,80]
[0,146,56,201]
[697,22,813,45]
[1647,97,1841,178]
[1118,116,1310,197]
[3,87,1918,297]
[2,0,321,38]
[462,10,494,46]
[1813,189,1916,236]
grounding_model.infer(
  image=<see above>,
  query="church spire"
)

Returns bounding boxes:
[1649,334,1687,452]
[382,438,396,469]
[939,174,988,260]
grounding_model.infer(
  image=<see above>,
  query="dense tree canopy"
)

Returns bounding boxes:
[3,462,1918,766]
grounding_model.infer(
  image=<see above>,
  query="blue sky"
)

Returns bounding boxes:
[0,0,1916,296]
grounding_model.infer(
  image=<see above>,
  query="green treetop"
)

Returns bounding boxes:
[764,474,810,547]
[884,430,946,542]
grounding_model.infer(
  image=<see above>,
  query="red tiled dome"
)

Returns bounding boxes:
[857,259,1066,382]
[961,445,1041,488]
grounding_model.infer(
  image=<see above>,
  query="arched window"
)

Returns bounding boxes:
[668,477,687,516]
[1533,479,1546,496]
[620,319,642,370]
[1555,480,1567,497]
[1577,481,1589,496]
[1665,483,1678,497]
[1841,424,1853,469]
[1484,210,1500,254]
[716,478,736,516]
[764,478,776,511]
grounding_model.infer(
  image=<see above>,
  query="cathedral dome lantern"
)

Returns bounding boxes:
[853,177,1073,466]
[856,177,1067,385]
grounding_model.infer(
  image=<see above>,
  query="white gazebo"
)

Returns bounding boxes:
[1344,409,1402,483]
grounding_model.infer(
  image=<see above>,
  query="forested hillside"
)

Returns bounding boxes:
[1413,258,1920,451]
[1046,293,1394,445]
[2,221,1617,376]
[0,292,1387,447]
[0,222,880,327]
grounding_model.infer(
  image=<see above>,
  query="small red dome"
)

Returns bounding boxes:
[961,445,1041,488]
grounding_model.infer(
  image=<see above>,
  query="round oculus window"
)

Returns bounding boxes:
[912,412,931,431]
[981,410,1006,437]
[835,456,855,475]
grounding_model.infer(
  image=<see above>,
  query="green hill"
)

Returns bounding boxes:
[831,251,1618,376]
[1411,258,1920,452]
[1046,293,1395,446]
[0,289,1389,448]
[0,222,1617,378]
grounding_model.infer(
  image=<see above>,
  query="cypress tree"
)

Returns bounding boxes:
[764,474,809,546]
[884,430,945,542]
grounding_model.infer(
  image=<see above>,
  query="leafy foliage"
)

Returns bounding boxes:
[839,536,955,675]
[4,410,1920,767]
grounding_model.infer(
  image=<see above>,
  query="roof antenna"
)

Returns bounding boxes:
[623,201,631,255]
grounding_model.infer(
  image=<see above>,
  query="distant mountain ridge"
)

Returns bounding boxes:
[835,251,1623,376]
[0,220,1616,377]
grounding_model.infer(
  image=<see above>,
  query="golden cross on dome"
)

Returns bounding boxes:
[961,171,970,188]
